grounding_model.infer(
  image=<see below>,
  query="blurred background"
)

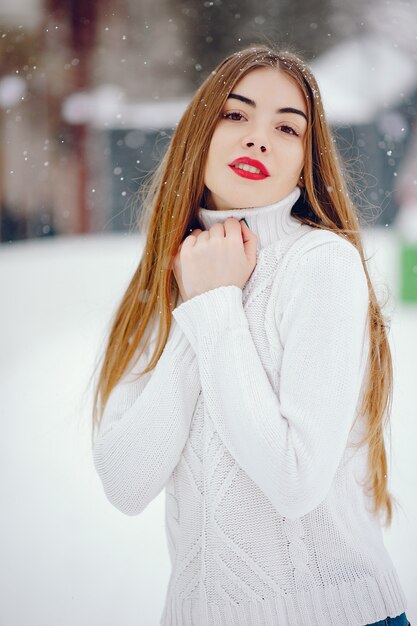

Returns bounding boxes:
[0,0,416,625]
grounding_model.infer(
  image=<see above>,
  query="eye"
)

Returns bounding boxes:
[279,125,299,137]
[222,111,245,121]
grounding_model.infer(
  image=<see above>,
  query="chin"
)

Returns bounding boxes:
[206,186,277,211]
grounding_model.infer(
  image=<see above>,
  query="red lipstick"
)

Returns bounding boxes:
[228,157,270,180]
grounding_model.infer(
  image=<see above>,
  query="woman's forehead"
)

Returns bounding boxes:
[229,67,308,115]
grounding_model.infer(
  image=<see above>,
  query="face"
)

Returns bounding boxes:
[203,66,308,210]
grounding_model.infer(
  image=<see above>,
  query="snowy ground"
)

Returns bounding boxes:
[0,229,415,626]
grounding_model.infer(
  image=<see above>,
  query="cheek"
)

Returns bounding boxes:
[204,151,216,183]
[204,144,222,186]
[209,122,239,155]
[206,137,228,180]
[208,129,226,158]
[277,141,305,169]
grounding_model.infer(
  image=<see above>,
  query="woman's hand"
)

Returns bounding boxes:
[173,218,257,302]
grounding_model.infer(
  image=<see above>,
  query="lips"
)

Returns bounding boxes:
[228,157,270,180]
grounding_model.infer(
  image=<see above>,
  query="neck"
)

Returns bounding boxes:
[198,186,302,249]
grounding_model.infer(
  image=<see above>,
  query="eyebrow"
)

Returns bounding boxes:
[227,93,308,122]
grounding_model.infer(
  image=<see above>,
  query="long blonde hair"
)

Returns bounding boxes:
[92,43,397,527]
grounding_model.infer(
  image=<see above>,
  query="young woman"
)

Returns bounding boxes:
[92,44,409,626]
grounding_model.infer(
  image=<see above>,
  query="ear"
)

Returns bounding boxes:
[298,171,305,188]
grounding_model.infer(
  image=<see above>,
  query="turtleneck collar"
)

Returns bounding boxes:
[197,186,302,250]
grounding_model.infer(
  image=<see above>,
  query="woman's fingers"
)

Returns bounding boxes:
[182,228,205,250]
[189,228,204,240]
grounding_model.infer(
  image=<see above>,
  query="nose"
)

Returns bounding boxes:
[246,141,267,153]
[242,122,270,153]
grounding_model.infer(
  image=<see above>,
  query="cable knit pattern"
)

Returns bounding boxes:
[93,187,407,625]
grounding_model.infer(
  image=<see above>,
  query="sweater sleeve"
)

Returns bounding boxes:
[171,239,369,518]
[92,320,201,516]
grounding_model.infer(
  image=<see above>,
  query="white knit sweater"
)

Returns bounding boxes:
[93,186,407,626]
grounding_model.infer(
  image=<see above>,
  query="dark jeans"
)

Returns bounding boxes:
[364,612,411,626]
